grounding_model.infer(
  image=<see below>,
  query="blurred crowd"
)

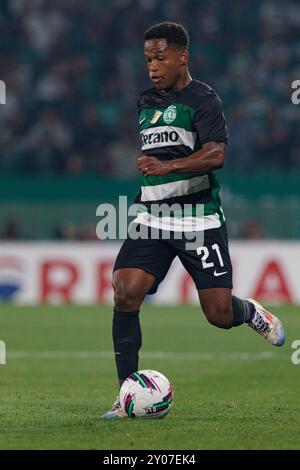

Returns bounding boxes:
[0,217,99,240]
[0,0,299,177]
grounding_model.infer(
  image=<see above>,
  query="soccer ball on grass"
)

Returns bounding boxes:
[119,369,174,419]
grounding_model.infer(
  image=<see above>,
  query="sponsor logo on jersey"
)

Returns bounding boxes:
[163,105,177,124]
[150,110,163,124]
[141,126,196,151]
[141,129,179,148]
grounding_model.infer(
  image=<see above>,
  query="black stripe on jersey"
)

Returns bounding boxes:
[141,144,195,160]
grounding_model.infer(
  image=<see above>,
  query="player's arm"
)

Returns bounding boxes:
[138,141,226,176]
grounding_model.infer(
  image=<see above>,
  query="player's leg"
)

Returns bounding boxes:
[175,224,235,330]
[101,230,175,419]
[112,267,156,388]
[198,287,285,346]
[102,267,156,419]
[198,287,254,329]
[175,224,285,345]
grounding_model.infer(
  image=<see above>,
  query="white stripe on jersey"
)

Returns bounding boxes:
[133,212,221,232]
[141,175,210,202]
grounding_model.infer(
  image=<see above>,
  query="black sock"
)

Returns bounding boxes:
[112,309,142,388]
[231,296,255,327]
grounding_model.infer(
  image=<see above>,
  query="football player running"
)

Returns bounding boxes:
[102,22,285,419]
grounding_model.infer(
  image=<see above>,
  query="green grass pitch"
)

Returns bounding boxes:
[0,304,299,450]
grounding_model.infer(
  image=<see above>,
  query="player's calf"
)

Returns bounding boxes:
[200,293,254,330]
[203,306,233,329]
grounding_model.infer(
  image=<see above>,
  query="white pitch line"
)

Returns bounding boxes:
[6,350,288,361]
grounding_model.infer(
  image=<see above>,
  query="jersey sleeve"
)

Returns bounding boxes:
[193,92,229,146]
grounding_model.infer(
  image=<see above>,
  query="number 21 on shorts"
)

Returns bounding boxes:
[196,243,225,270]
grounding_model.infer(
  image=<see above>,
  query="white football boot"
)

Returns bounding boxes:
[101,398,127,419]
[246,298,285,347]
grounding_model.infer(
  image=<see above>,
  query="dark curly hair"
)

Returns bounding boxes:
[144,22,189,49]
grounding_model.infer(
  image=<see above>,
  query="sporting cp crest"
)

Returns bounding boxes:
[163,105,177,124]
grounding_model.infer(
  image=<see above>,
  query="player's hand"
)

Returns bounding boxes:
[138,155,172,176]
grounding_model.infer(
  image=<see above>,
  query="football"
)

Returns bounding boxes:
[119,369,174,419]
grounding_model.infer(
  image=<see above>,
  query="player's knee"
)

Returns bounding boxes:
[113,281,142,312]
[203,306,233,330]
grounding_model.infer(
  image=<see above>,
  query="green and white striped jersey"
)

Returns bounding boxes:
[134,80,228,231]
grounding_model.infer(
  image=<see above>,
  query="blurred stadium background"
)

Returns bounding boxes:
[0,0,300,304]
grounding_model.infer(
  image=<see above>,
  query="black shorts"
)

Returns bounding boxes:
[113,223,233,294]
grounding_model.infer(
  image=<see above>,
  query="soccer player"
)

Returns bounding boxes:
[101,22,285,418]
